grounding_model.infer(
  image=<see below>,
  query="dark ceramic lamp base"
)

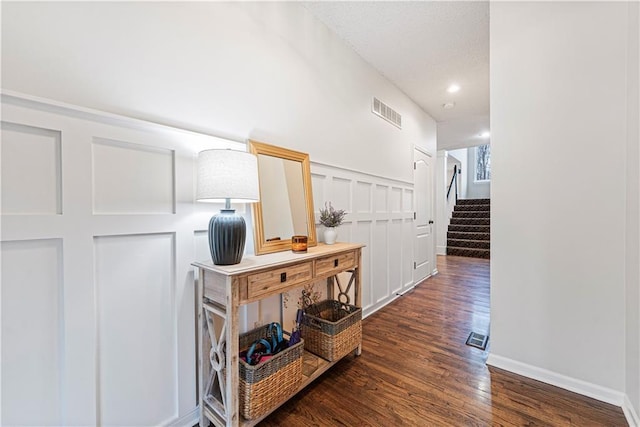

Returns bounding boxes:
[209,209,246,265]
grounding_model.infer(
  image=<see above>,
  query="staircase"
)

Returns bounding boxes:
[446,198,490,259]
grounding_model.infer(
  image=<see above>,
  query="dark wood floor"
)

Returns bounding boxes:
[261,255,627,426]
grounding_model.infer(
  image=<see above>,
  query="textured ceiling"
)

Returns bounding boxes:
[303,1,490,150]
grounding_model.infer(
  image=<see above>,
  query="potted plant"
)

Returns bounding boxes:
[319,202,346,244]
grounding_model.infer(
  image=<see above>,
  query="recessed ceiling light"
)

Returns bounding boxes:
[479,131,490,138]
[442,102,456,109]
[447,84,461,93]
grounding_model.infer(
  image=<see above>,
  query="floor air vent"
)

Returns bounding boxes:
[372,97,402,129]
[466,332,488,350]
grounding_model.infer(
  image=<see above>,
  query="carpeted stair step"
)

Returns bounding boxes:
[447,198,491,260]
[451,211,490,219]
[454,204,490,212]
[448,224,490,233]
[447,247,490,259]
[447,238,490,250]
[450,218,490,226]
[447,231,490,241]
[456,198,490,206]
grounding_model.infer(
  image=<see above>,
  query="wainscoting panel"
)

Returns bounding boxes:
[0,121,62,215]
[355,181,372,213]
[311,172,326,212]
[194,230,210,263]
[92,138,175,214]
[352,219,373,309]
[0,93,244,426]
[404,188,414,212]
[310,163,415,316]
[375,184,388,213]
[390,187,403,213]
[0,93,421,426]
[403,218,415,289]
[1,238,64,426]
[331,176,352,212]
[389,219,403,295]
[373,220,389,303]
[94,233,177,426]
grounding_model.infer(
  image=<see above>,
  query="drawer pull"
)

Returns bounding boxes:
[280,272,287,283]
[334,259,339,267]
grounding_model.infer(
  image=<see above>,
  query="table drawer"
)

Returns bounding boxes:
[315,251,356,277]
[247,262,313,298]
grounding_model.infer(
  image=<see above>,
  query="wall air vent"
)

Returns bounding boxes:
[372,97,402,129]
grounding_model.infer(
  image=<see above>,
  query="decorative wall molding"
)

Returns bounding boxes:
[1,121,62,215]
[94,233,177,425]
[1,89,246,147]
[1,91,425,424]
[0,93,240,426]
[311,162,415,317]
[0,238,64,426]
[312,159,413,186]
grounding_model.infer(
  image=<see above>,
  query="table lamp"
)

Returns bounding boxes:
[196,149,260,265]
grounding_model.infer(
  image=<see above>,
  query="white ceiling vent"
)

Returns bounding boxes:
[372,97,402,129]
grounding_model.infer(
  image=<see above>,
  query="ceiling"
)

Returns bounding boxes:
[303,1,490,151]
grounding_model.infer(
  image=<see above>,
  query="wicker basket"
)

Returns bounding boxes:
[301,300,362,361]
[238,324,304,420]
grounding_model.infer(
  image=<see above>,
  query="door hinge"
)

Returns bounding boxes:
[414,262,417,269]
[413,162,416,170]
[413,212,416,220]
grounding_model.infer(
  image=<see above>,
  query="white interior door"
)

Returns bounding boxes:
[414,148,433,284]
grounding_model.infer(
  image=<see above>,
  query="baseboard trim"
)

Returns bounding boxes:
[167,407,199,427]
[486,353,625,407]
[397,284,417,296]
[623,394,640,427]
[364,280,423,319]
[363,293,400,319]
[436,245,447,255]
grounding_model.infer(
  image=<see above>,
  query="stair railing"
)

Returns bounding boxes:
[446,164,459,204]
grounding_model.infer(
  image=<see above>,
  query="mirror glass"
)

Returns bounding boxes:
[250,140,317,254]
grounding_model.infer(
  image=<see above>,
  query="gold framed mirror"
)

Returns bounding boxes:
[249,140,317,255]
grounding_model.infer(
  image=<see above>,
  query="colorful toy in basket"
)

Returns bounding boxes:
[240,322,288,366]
[238,322,304,420]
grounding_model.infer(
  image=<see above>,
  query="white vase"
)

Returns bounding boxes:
[324,227,338,245]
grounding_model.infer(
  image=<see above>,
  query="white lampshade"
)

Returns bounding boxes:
[196,149,260,203]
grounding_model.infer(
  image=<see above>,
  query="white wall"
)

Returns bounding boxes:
[449,146,491,200]
[435,149,465,255]
[1,2,436,181]
[448,148,467,199]
[489,0,631,409]
[1,2,437,426]
[466,146,491,199]
[436,151,447,254]
[626,2,640,423]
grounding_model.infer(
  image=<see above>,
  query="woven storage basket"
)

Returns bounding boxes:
[301,300,362,362]
[238,324,304,420]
